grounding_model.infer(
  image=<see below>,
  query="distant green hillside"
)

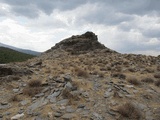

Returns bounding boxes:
[0,47,35,64]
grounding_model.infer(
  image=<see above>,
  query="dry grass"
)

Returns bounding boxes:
[127,77,141,85]
[71,80,80,91]
[141,78,154,83]
[74,67,89,78]
[157,66,160,71]
[111,73,126,79]
[155,79,160,87]
[117,102,141,119]
[23,87,42,96]
[28,79,42,87]
[23,79,42,96]
[9,94,21,102]
[128,68,136,72]
[62,89,80,102]
[154,73,160,78]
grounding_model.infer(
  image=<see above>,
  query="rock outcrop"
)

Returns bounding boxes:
[47,31,115,54]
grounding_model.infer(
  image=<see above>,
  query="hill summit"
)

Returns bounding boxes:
[47,31,115,54]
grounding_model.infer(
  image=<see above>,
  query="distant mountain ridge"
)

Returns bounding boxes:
[0,42,41,56]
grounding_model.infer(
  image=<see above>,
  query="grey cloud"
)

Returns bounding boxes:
[97,0,160,15]
[12,5,40,18]
[0,0,88,18]
[142,29,160,38]
[1,0,160,19]
[83,7,134,25]
[116,38,160,53]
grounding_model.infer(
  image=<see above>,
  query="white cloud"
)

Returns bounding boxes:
[0,18,56,52]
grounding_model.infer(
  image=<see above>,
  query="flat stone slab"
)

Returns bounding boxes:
[57,99,69,105]
[20,100,29,106]
[47,91,61,99]
[62,113,75,119]
[0,103,11,110]
[66,106,75,113]
[27,97,48,115]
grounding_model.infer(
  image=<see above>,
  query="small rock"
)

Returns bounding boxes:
[59,106,66,110]
[48,112,53,119]
[0,102,11,110]
[137,103,147,110]
[63,75,72,82]
[0,114,3,118]
[92,112,103,120]
[13,89,19,93]
[18,108,24,114]
[27,98,48,114]
[48,75,53,80]
[62,113,75,119]
[1,101,8,105]
[77,104,85,108]
[41,87,49,93]
[65,82,73,89]
[20,100,29,106]
[104,91,111,98]
[82,92,89,98]
[49,97,56,103]
[5,112,11,115]
[66,106,75,113]
[57,99,69,105]
[11,113,24,120]
[126,85,134,88]
[47,91,60,99]
[35,93,45,97]
[54,112,63,117]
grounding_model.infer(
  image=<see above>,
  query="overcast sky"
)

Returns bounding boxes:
[0,0,160,56]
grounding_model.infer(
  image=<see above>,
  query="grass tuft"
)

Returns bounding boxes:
[74,67,89,78]
[154,73,160,78]
[23,79,42,96]
[117,102,141,119]
[155,79,160,87]
[127,77,141,85]
[141,78,154,83]
[28,79,42,87]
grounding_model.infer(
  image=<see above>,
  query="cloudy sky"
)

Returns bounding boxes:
[0,0,160,56]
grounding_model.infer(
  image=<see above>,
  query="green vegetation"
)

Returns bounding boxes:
[0,47,35,63]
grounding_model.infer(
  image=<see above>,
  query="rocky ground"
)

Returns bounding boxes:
[0,32,160,120]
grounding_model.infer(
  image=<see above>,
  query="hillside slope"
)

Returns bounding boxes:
[0,32,160,120]
[0,42,41,56]
[0,47,35,63]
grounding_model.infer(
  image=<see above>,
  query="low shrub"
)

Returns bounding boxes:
[117,102,141,119]
[155,79,160,87]
[28,79,42,87]
[141,78,154,83]
[23,87,42,96]
[111,73,126,79]
[9,95,21,102]
[154,73,160,78]
[157,66,160,71]
[74,67,89,78]
[127,77,141,85]
[62,88,80,105]
[23,79,42,96]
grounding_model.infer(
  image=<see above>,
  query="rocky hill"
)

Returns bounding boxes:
[0,32,160,120]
